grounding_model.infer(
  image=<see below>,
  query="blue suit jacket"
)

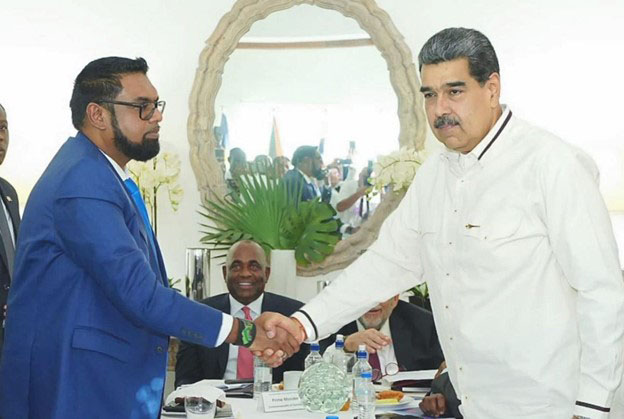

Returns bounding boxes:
[0,133,226,419]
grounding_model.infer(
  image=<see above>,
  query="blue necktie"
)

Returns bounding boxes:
[123,178,157,257]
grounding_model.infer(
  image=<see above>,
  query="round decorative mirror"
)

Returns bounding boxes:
[188,0,426,276]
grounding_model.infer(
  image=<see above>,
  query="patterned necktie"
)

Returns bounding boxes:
[0,202,14,277]
[236,306,254,379]
[123,178,157,256]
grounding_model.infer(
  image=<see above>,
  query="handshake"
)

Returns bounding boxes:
[226,312,307,367]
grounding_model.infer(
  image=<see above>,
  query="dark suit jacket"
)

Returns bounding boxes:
[283,169,317,202]
[176,292,309,387]
[322,300,444,371]
[0,176,20,352]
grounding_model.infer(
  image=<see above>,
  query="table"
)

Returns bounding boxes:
[163,394,425,418]
[162,379,428,418]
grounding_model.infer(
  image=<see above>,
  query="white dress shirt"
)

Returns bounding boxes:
[100,151,234,347]
[294,106,624,418]
[223,294,263,380]
[298,169,320,198]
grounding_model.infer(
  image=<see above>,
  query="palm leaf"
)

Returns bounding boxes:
[199,163,339,266]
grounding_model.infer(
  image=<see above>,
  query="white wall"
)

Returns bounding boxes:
[1,0,624,290]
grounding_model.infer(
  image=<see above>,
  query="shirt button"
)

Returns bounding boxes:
[448,242,453,245]
[156,345,164,354]
[445,273,450,277]
[445,305,449,309]
[459,366,463,371]
[449,337,453,341]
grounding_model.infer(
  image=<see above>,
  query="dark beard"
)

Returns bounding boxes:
[112,114,160,162]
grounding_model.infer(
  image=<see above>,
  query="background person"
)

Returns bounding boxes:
[0,103,20,359]
[176,240,308,387]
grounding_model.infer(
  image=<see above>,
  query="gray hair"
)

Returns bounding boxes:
[418,27,499,85]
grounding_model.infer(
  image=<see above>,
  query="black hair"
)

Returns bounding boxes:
[418,27,499,85]
[291,145,318,167]
[69,56,149,130]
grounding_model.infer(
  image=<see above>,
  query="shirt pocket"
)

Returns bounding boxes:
[72,326,131,363]
[462,208,525,242]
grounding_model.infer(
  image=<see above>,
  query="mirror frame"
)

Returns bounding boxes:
[188,0,426,276]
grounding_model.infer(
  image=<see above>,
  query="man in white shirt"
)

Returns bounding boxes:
[321,295,443,378]
[176,240,307,387]
[265,27,624,419]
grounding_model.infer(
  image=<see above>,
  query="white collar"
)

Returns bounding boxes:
[442,104,511,163]
[229,293,264,318]
[100,150,129,181]
[297,169,314,185]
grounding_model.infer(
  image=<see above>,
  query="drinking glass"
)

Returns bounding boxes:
[184,396,215,419]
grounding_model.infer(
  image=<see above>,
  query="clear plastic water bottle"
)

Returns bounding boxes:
[355,371,376,419]
[351,344,372,412]
[304,341,323,370]
[253,356,272,399]
[331,334,348,373]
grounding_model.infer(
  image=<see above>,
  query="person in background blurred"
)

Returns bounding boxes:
[283,145,324,202]
[225,147,248,195]
[273,156,290,178]
[0,103,20,359]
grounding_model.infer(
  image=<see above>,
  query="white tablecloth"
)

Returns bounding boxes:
[162,380,426,418]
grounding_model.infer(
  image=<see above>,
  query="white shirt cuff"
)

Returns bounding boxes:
[292,311,317,342]
[215,313,234,346]
[573,404,610,419]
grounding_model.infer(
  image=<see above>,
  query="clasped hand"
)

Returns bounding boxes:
[251,312,306,367]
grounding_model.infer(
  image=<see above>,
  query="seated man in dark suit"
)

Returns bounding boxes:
[283,145,324,202]
[322,295,444,376]
[176,240,307,387]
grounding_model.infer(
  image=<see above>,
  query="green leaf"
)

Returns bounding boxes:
[199,163,339,266]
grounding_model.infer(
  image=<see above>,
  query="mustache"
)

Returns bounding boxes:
[434,115,460,129]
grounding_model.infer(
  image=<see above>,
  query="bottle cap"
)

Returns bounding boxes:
[310,341,320,351]
[325,416,340,419]
[335,334,344,348]
[357,344,367,358]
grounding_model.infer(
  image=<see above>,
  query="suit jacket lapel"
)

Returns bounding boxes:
[0,182,15,271]
[389,313,410,369]
[99,153,167,286]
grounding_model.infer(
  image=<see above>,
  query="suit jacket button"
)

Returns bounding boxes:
[156,345,164,354]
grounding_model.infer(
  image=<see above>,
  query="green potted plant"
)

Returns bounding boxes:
[408,283,431,311]
[199,165,340,296]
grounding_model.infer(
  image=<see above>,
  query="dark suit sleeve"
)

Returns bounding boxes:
[175,339,205,388]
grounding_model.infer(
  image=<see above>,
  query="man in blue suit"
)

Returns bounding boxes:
[0,57,299,419]
[283,145,324,202]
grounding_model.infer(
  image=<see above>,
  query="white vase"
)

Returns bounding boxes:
[267,249,297,299]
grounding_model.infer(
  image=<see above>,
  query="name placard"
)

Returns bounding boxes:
[261,390,303,412]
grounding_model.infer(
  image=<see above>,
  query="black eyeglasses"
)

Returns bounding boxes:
[98,100,166,121]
